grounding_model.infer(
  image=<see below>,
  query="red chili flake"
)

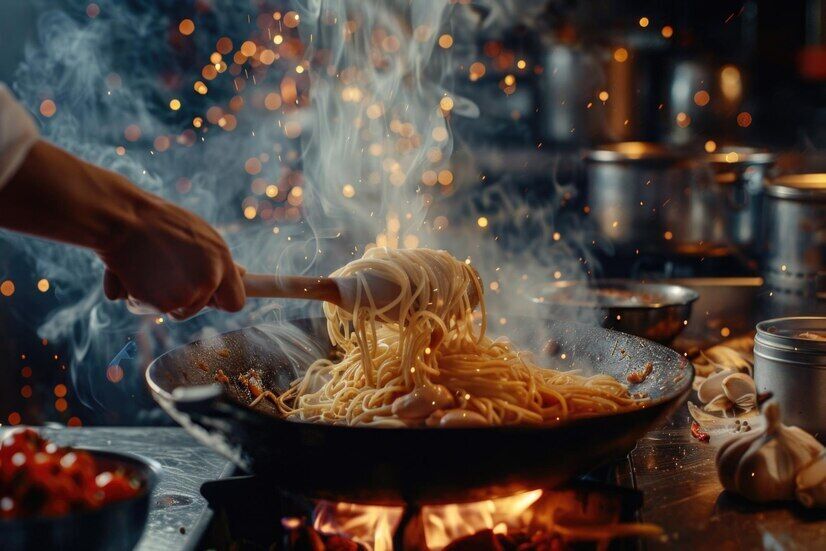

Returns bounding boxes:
[690,421,710,443]
[239,369,263,397]
[627,362,653,384]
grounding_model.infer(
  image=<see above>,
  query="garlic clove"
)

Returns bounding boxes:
[796,451,826,509]
[698,370,731,404]
[391,384,454,419]
[439,409,488,427]
[425,409,446,427]
[722,373,757,412]
[716,430,763,493]
[703,393,734,413]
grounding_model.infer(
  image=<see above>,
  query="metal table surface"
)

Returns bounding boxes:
[627,408,826,550]
[31,427,235,551]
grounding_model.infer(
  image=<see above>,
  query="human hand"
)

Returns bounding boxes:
[99,192,245,320]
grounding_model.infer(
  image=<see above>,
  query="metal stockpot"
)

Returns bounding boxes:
[586,143,775,256]
[762,174,826,316]
[585,143,723,256]
[754,317,826,438]
[702,147,775,252]
[586,142,694,255]
[538,42,604,146]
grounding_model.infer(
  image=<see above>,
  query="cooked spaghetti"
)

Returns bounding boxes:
[275,248,640,427]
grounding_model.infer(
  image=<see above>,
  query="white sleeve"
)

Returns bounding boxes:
[0,84,39,190]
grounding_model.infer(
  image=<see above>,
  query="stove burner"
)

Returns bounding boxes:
[197,464,649,550]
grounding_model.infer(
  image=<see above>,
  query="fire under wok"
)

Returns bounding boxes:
[145,317,692,505]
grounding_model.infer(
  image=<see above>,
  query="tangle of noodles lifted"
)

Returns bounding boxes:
[273,248,643,427]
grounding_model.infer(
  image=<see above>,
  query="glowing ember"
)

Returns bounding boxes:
[106,364,124,384]
[39,99,57,117]
[1,280,15,297]
[178,19,195,36]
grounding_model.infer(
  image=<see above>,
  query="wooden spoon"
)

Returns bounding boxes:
[127,269,481,319]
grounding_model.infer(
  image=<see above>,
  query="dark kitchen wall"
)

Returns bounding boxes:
[0,1,37,78]
[0,1,74,428]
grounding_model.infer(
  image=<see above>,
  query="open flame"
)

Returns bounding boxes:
[313,500,403,551]
[421,489,543,550]
[311,486,662,551]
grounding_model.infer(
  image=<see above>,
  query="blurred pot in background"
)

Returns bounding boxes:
[585,142,775,259]
[761,174,826,317]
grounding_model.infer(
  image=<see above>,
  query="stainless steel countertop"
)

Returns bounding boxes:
[32,427,234,551]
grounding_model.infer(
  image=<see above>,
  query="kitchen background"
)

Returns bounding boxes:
[0,0,824,428]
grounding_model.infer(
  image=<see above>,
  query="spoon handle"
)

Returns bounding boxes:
[125,273,342,316]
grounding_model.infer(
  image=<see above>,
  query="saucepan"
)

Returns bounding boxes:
[145,317,692,505]
[530,280,699,343]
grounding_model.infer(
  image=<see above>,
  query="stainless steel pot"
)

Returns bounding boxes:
[585,142,716,257]
[761,174,826,316]
[538,42,604,146]
[666,61,749,145]
[585,142,775,257]
[702,147,775,252]
[754,317,826,438]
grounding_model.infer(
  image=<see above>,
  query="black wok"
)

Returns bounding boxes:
[146,317,691,505]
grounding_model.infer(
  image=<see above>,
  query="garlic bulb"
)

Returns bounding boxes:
[796,451,826,509]
[716,402,824,503]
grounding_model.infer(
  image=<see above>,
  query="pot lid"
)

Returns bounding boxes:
[585,142,689,163]
[766,173,826,200]
[705,146,775,166]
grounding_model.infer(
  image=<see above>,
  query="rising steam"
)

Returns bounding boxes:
[4,0,586,423]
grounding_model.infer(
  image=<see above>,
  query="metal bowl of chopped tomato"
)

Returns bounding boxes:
[0,428,161,551]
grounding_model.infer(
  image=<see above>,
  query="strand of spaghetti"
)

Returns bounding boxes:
[275,248,642,426]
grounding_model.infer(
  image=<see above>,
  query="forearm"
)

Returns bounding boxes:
[0,140,147,253]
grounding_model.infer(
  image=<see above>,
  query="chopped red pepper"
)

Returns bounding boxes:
[239,369,264,398]
[0,429,141,519]
[690,421,710,443]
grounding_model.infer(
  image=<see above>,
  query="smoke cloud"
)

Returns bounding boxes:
[4,0,588,423]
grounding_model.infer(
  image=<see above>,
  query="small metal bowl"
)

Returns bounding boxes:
[0,448,161,551]
[530,279,699,343]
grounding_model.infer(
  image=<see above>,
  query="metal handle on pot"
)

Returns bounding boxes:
[724,180,750,211]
